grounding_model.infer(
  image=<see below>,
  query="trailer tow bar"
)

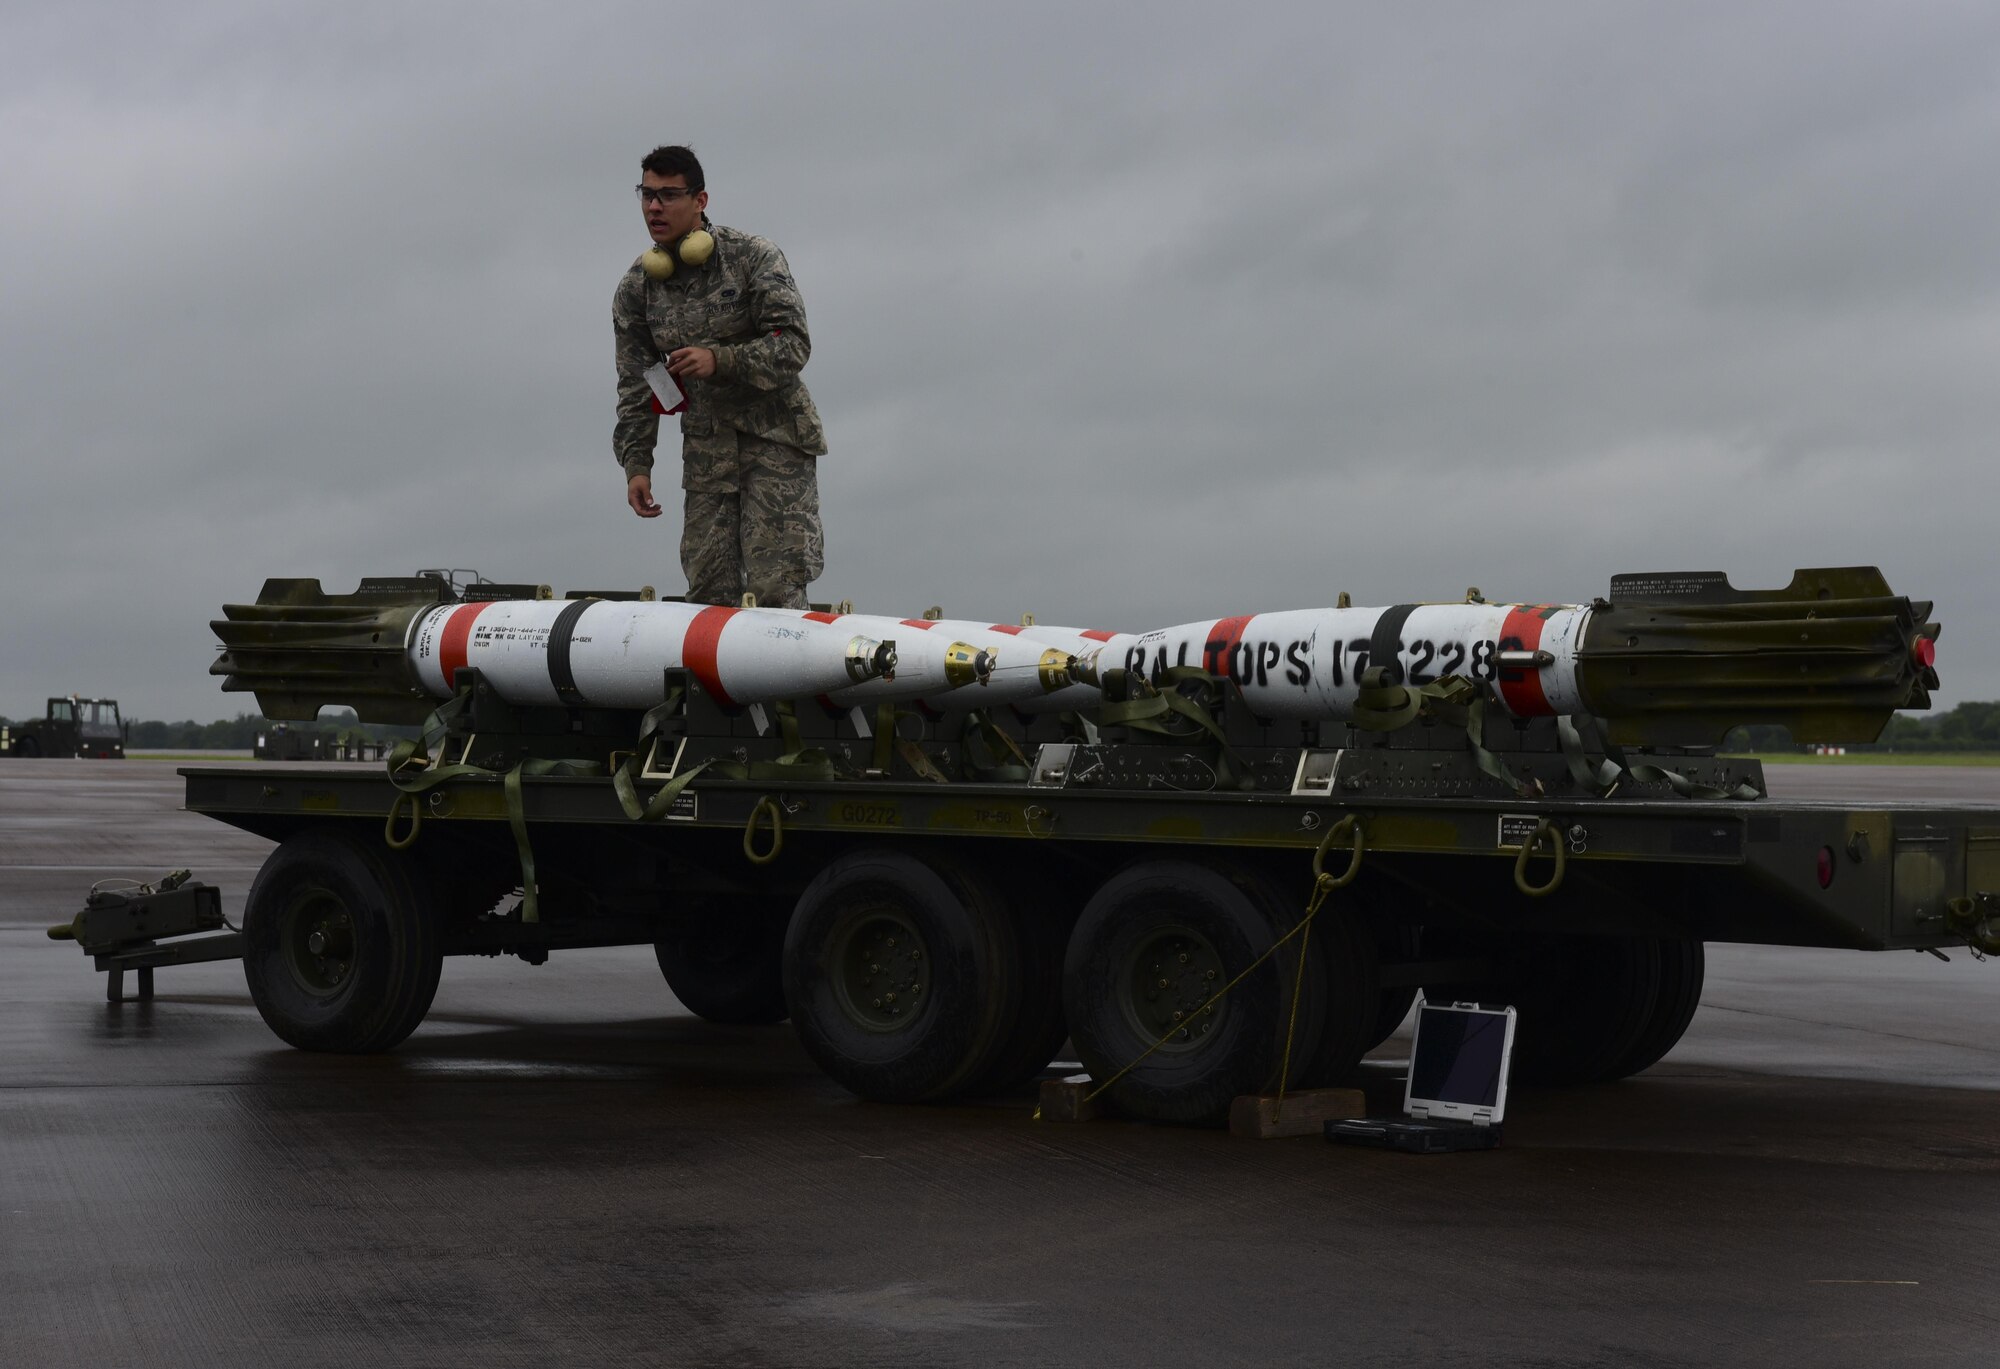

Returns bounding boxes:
[46,870,243,1002]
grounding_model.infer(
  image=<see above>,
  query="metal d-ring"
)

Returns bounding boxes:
[1311,814,1365,889]
[744,795,784,865]
[384,792,421,850]
[1023,804,1056,839]
[1514,817,1567,897]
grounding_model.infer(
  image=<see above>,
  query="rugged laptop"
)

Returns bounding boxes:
[1326,997,1516,1153]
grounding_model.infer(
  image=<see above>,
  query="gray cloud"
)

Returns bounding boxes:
[3,2,1993,722]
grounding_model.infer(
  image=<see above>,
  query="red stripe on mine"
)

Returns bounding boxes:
[1201,615,1256,678]
[802,611,841,624]
[899,618,937,631]
[439,603,491,689]
[988,624,1025,636]
[1079,629,1119,642]
[684,605,740,707]
[1494,605,1552,717]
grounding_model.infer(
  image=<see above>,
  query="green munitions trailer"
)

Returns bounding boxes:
[52,571,2000,1126]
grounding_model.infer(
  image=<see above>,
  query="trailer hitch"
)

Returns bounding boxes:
[47,870,243,1002]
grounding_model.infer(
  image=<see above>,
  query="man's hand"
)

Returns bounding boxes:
[627,473,663,518]
[666,345,716,379]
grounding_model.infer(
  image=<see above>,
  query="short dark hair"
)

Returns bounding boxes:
[640,145,704,193]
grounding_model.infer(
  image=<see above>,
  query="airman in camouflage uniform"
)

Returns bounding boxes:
[614,145,826,609]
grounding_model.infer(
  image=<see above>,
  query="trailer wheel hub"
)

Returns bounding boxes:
[831,908,927,1032]
[1122,928,1226,1052]
[282,890,356,996]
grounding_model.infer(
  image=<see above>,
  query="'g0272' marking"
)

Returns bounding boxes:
[836,802,899,827]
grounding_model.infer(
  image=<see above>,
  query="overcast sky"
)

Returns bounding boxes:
[2,2,1994,723]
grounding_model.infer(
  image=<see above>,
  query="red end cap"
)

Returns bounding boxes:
[1913,638,1937,669]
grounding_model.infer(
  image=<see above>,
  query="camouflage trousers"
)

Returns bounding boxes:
[680,429,824,609]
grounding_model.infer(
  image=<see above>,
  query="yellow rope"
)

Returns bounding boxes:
[1270,808,1364,1118]
[1272,914,1314,1117]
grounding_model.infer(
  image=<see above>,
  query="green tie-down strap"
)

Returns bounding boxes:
[1096,668,1251,790]
[498,756,606,922]
[610,694,715,822]
[1559,712,1764,801]
[1461,694,1544,799]
[873,701,898,775]
[1348,670,1426,733]
[690,699,842,784]
[1093,667,1216,740]
[1093,686,1171,732]
[1557,713,1625,795]
[702,749,841,783]
[382,690,603,922]
[895,740,951,785]
[958,709,1032,782]
[382,690,487,850]
[767,701,840,782]
[866,700,944,784]
[1350,670,1542,800]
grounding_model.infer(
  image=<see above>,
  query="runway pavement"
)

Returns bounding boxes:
[3,758,1999,1367]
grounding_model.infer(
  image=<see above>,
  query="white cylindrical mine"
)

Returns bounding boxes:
[769,612,1064,710]
[408,600,884,709]
[1070,602,1594,722]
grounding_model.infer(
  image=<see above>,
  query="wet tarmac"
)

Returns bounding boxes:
[4,759,2000,1367]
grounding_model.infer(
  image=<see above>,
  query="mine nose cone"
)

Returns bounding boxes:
[1913,638,1937,669]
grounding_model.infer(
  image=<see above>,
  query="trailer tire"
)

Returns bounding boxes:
[1296,896,1381,1086]
[13,737,38,758]
[1498,935,1663,1086]
[1601,938,1703,1081]
[654,908,789,1025]
[1225,872,1383,1089]
[241,829,443,1053]
[783,849,1018,1103]
[1063,860,1308,1125]
[959,895,1071,1098]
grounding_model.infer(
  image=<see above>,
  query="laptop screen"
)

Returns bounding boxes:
[1406,1001,1515,1121]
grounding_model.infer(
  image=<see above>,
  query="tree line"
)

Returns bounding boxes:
[1722,700,2000,752]
[0,709,418,750]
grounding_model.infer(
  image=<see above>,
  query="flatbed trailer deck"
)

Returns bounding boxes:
[138,691,1997,1126]
[180,762,1991,956]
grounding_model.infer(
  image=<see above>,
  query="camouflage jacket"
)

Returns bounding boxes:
[612,222,826,480]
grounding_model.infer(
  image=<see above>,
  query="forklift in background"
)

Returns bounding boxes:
[2,696,126,758]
